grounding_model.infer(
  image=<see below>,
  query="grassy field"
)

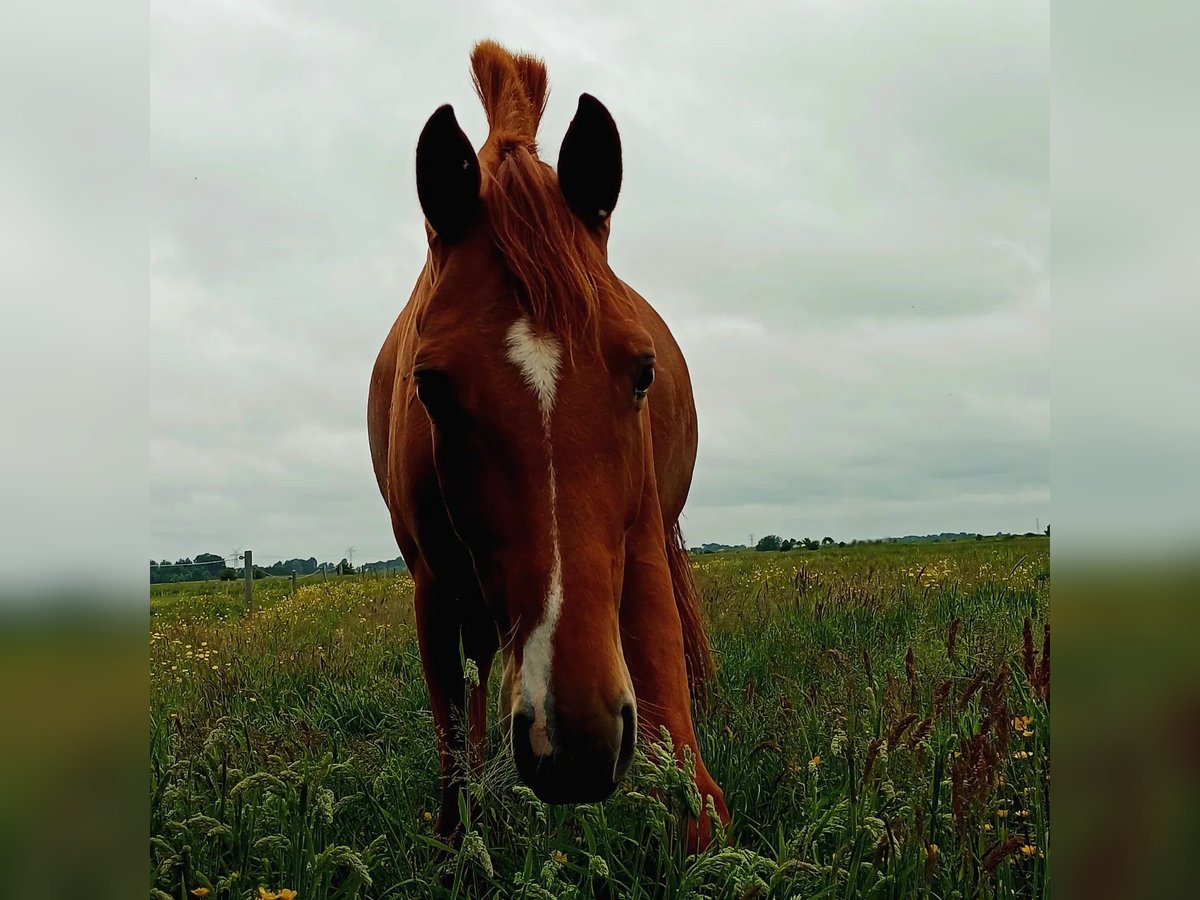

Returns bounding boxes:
[150,537,1049,899]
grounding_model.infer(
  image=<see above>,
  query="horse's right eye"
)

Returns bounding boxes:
[414,369,453,415]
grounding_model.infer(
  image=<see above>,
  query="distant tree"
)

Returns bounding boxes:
[821,536,834,546]
[191,552,225,580]
[801,538,819,551]
[755,534,783,552]
[1044,524,1050,536]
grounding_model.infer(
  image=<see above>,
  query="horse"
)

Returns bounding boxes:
[367,41,729,850]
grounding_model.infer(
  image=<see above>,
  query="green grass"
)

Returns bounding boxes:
[150,538,1049,899]
[150,572,347,620]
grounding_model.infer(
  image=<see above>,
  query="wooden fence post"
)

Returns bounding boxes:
[243,549,253,614]
[290,572,297,594]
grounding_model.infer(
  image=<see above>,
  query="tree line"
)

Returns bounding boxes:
[754,535,840,551]
[751,527,1049,552]
[149,554,407,584]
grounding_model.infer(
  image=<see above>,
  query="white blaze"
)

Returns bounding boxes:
[504,318,561,423]
[504,318,564,756]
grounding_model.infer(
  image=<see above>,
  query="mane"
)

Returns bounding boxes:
[469,41,624,343]
[471,41,548,155]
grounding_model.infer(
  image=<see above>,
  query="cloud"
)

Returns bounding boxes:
[150,0,1048,561]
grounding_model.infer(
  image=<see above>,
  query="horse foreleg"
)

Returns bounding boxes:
[463,616,498,774]
[413,572,496,840]
[619,529,729,852]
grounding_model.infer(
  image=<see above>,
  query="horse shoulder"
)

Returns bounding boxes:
[619,281,698,522]
[367,314,404,504]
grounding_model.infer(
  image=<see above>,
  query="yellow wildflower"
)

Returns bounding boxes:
[996,809,1008,818]
[553,850,568,865]
[808,755,821,768]
[1020,845,1037,857]
[278,891,297,900]
[422,811,433,821]
[191,890,210,898]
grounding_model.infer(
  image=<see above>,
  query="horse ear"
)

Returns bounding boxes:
[416,105,481,242]
[557,93,622,228]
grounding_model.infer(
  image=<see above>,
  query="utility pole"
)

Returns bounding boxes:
[242,550,253,614]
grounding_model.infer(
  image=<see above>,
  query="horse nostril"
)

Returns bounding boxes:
[511,710,536,763]
[617,702,636,774]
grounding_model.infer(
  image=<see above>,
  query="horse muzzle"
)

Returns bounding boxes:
[510,701,636,804]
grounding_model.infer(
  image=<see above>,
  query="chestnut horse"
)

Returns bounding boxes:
[368,41,728,849]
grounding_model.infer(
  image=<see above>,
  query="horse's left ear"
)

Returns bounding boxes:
[557,93,622,228]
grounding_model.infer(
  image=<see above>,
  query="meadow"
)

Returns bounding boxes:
[150,537,1049,899]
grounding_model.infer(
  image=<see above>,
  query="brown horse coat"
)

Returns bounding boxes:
[367,41,727,849]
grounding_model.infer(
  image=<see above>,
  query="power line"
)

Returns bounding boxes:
[150,555,237,568]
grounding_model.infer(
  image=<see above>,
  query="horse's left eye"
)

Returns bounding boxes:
[634,361,655,399]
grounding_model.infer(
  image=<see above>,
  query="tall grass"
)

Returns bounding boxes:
[150,538,1049,898]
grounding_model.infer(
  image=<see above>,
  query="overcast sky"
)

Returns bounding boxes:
[150,0,1048,564]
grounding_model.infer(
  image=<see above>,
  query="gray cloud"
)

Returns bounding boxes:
[150,0,1048,562]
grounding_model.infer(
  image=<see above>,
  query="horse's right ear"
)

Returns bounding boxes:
[416,105,481,242]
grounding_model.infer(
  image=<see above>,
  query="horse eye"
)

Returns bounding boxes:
[414,369,452,413]
[634,361,655,399]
